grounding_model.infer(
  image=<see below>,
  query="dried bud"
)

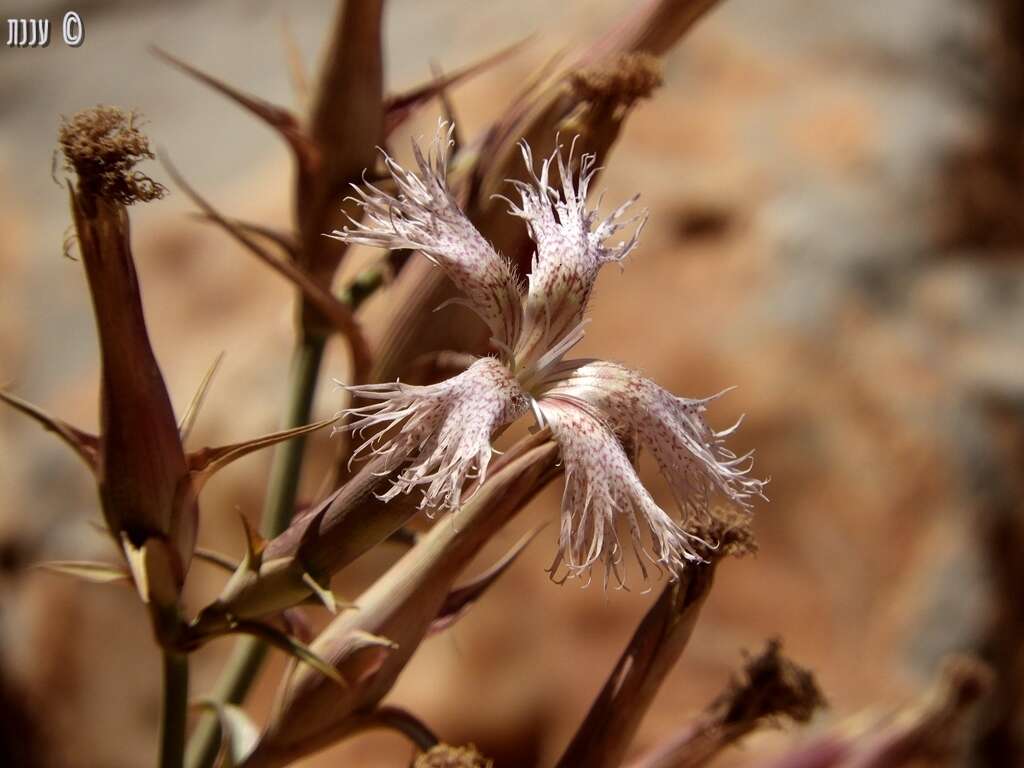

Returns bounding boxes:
[59,106,166,206]
[626,641,824,768]
[415,743,494,768]
[568,52,662,103]
[61,107,193,627]
[759,656,992,768]
[712,640,825,727]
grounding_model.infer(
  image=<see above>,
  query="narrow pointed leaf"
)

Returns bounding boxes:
[278,15,310,108]
[430,524,545,635]
[193,548,240,574]
[178,351,225,443]
[0,390,98,469]
[188,414,338,480]
[36,560,130,584]
[337,630,400,687]
[384,37,531,136]
[231,620,348,687]
[190,213,298,260]
[238,513,266,566]
[152,47,311,163]
[165,160,371,380]
[301,570,338,614]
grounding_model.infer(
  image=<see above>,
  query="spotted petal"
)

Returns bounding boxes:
[330,123,522,353]
[540,395,708,587]
[341,357,528,511]
[541,361,766,527]
[506,140,646,373]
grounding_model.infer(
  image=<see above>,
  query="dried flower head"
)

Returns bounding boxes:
[414,743,493,768]
[58,105,166,204]
[332,123,766,586]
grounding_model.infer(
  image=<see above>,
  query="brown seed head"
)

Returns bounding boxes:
[712,639,826,727]
[569,52,662,105]
[688,505,759,561]
[58,105,166,205]
[414,743,494,768]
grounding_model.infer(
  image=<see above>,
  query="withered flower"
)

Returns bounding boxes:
[4,107,338,640]
[333,124,766,587]
[415,743,494,768]
[59,106,190,620]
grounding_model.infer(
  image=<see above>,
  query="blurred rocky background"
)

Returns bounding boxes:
[1,0,1022,766]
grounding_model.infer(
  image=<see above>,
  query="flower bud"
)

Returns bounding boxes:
[60,107,194,626]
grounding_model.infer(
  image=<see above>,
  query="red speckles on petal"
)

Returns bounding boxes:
[330,122,522,354]
[540,396,708,587]
[341,357,529,511]
[540,361,767,528]
[507,140,647,374]
[330,128,763,589]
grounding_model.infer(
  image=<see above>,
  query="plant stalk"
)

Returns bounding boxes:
[258,333,328,539]
[160,651,190,768]
[185,332,326,768]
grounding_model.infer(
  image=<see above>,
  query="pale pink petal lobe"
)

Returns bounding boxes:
[330,123,522,354]
[342,356,529,512]
[506,140,647,375]
[541,361,767,527]
[540,396,708,587]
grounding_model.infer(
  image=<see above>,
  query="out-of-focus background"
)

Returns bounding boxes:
[1,0,1022,766]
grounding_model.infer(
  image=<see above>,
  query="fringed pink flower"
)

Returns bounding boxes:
[332,123,765,586]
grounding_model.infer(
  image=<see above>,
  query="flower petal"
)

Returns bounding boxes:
[506,139,647,374]
[341,357,528,512]
[330,123,522,353]
[540,396,707,587]
[542,361,767,526]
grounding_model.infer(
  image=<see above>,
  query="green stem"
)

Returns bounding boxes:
[160,651,189,768]
[259,334,327,538]
[185,332,326,768]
